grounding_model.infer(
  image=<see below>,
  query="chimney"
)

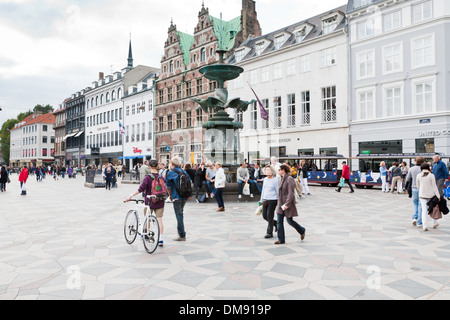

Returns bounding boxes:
[99,72,104,80]
[233,0,262,49]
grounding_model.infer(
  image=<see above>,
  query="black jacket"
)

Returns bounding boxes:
[194,168,206,188]
[427,196,449,215]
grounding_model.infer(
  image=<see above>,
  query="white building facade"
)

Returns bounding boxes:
[228,5,350,163]
[9,112,55,167]
[347,0,450,170]
[122,74,157,169]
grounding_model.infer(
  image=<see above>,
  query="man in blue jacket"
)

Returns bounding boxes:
[166,157,191,241]
[432,155,449,197]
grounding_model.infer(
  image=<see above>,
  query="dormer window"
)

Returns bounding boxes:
[323,15,338,35]
[255,42,265,56]
[295,28,307,43]
[235,49,245,62]
[274,35,285,50]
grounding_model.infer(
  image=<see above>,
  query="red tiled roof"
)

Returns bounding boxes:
[11,113,55,131]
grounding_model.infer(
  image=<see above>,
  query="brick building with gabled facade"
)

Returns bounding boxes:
[155,1,261,165]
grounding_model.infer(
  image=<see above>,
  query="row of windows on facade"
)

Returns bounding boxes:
[233,48,337,89]
[86,131,123,150]
[356,33,435,80]
[157,109,206,132]
[355,0,433,41]
[163,47,215,74]
[86,108,123,127]
[245,87,337,130]
[85,88,123,109]
[158,80,218,104]
[356,77,436,120]
[22,136,55,146]
[18,148,55,158]
[22,125,49,134]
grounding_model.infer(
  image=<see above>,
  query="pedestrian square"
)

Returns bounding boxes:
[1,176,449,300]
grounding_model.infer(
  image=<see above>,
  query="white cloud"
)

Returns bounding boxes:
[0,0,343,125]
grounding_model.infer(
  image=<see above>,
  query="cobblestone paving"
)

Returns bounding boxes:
[1,175,449,300]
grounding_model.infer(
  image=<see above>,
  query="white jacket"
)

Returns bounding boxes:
[416,170,441,200]
[215,168,226,189]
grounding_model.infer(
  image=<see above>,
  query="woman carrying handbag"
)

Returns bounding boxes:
[260,166,278,239]
[275,164,306,245]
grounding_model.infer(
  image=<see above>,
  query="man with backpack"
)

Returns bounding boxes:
[166,157,192,242]
[125,160,166,247]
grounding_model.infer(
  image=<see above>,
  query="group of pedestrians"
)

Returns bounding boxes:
[259,163,306,244]
[406,155,449,232]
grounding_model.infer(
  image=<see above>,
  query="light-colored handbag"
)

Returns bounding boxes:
[431,206,442,220]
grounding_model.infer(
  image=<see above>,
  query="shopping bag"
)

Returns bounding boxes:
[444,182,450,199]
[243,182,250,196]
[295,179,303,196]
[339,178,346,188]
[255,205,263,216]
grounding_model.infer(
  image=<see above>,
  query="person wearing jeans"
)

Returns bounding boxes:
[166,157,191,241]
[432,155,449,198]
[213,162,226,212]
[417,162,441,231]
[380,162,389,193]
[406,157,425,227]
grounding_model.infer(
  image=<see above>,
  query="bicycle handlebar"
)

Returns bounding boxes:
[123,195,157,204]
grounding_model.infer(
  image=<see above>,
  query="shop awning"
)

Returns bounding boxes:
[63,132,77,140]
[74,131,84,138]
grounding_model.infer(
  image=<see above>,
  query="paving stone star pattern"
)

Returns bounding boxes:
[1,175,450,300]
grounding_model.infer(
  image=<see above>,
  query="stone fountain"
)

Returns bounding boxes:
[192,50,255,169]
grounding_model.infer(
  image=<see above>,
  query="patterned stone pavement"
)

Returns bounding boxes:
[1,175,450,300]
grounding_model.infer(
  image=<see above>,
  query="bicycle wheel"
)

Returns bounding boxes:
[124,210,139,245]
[142,215,160,254]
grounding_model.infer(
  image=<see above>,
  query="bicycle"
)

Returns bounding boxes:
[123,196,160,254]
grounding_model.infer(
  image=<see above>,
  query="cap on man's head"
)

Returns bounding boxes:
[343,161,347,164]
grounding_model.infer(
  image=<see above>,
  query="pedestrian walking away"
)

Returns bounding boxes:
[275,164,306,245]
[194,163,207,203]
[389,162,403,193]
[125,160,166,247]
[432,155,449,198]
[213,162,226,212]
[260,165,278,239]
[336,161,355,193]
[0,166,9,192]
[300,160,311,196]
[19,166,29,196]
[380,161,389,193]
[166,157,192,241]
[416,163,442,232]
[406,157,425,228]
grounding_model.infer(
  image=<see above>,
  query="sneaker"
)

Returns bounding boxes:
[210,193,215,198]
[250,194,254,198]
[433,223,440,229]
[173,237,186,241]
[205,194,209,198]
[423,228,429,232]
[196,199,199,203]
[158,241,164,247]
[238,195,242,199]
[412,220,417,226]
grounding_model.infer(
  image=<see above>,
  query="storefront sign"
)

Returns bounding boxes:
[419,130,450,138]
[133,147,142,154]
[266,138,292,144]
[420,119,431,124]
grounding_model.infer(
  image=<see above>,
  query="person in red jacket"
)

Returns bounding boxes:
[19,166,29,196]
[336,161,355,193]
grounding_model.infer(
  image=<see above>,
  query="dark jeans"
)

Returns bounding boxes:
[195,181,207,199]
[249,180,263,193]
[238,180,252,195]
[338,179,354,192]
[277,214,305,243]
[206,180,215,194]
[214,188,225,208]
[262,200,277,235]
[173,200,187,238]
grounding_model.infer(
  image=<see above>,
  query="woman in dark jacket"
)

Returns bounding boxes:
[0,166,8,192]
[194,163,207,202]
[275,164,306,245]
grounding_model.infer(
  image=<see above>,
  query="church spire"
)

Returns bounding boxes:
[127,34,133,69]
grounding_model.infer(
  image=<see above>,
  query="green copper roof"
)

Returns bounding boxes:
[176,31,195,67]
[210,15,241,51]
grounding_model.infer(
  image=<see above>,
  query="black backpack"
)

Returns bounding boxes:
[175,168,192,198]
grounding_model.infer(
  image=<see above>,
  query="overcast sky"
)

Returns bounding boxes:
[0,0,345,126]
